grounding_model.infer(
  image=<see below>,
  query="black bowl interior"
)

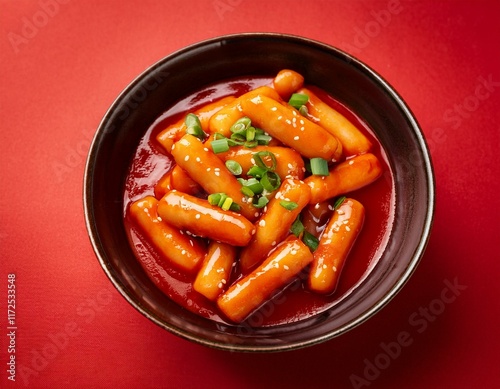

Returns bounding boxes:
[84,33,434,352]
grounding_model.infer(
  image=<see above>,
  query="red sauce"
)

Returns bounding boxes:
[123,76,394,326]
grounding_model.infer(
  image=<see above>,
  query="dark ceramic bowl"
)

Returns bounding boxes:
[84,33,434,352]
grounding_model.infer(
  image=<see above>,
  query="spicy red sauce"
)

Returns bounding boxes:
[123,76,394,326]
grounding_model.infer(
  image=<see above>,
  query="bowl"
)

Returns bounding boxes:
[83,33,435,352]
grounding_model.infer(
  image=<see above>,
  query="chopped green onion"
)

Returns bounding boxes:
[230,132,246,143]
[280,201,298,211]
[303,231,319,252]
[225,160,242,175]
[253,151,277,171]
[208,193,222,206]
[185,113,201,128]
[244,140,258,148]
[221,197,234,211]
[310,157,329,176]
[299,105,309,116]
[185,113,206,140]
[260,171,281,192]
[333,196,346,210]
[288,93,309,109]
[240,186,255,197]
[255,133,272,145]
[211,138,230,154]
[253,196,269,208]
[230,117,251,134]
[217,193,228,207]
[244,178,263,195]
[291,216,305,237]
[246,126,256,141]
[247,165,267,179]
[229,202,241,212]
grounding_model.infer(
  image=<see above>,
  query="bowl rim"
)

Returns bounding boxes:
[83,32,435,352]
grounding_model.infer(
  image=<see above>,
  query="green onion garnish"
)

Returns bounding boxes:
[211,138,230,154]
[241,186,255,197]
[310,157,329,176]
[246,126,256,142]
[221,197,234,211]
[247,165,267,179]
[253,151,277,171]
[208,193,222,206]
[299,105,309,116]
[208,193,241,213]
[280,201,298,211]
[255,133,272,145]
[288,93,309,109]
[229,202,241,212]
[260,171,281,192]
[291,216,305,237]
[225,160,242,175]
[244,178,264,195]
[303,231,319,252]
[333,196,346,210]
[185,113,206,140]
[230,117,251,134]
[253,196,269,208]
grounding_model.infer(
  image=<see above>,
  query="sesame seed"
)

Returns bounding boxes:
[221,279,226,284]
[346,226,351,232]
[349,160,354,165]
[286,119,292,125]
[291,249,297,255]
[181,250,186,255]
[278,116,283,120]
[254,212,259,218]
[259,220,266,227]
[196,157,201,162]
[218,282,223,288]
[195,214,201,219]
[271,106,277,111]
[184,155,190,162]
[271,240,276,246]
[292,110,297,116]
[215,171,220,176]
[284,265,289,270]
[207,167,211,172]
[294,136,300,140]
[300,119,304,125]
[217,268,224,273]
[171,144,176,150]
[337,210,345,215]
[323,264,327,269]
[332,266,337,272]
[292,117,297,123]
[189,240,194,246]
[287,163,294,169]
[203,147,209,152]
[324,239,331,245]
[300,127,305,131]
[166,234,172,239]
[251,158,255,164]
[314,203,320,209]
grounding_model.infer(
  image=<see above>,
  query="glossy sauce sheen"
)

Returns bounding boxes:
[123,77,395,326]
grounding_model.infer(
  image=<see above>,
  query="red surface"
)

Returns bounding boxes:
[1,1,499,388]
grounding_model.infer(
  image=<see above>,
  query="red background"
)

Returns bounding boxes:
[1,1,499,388]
